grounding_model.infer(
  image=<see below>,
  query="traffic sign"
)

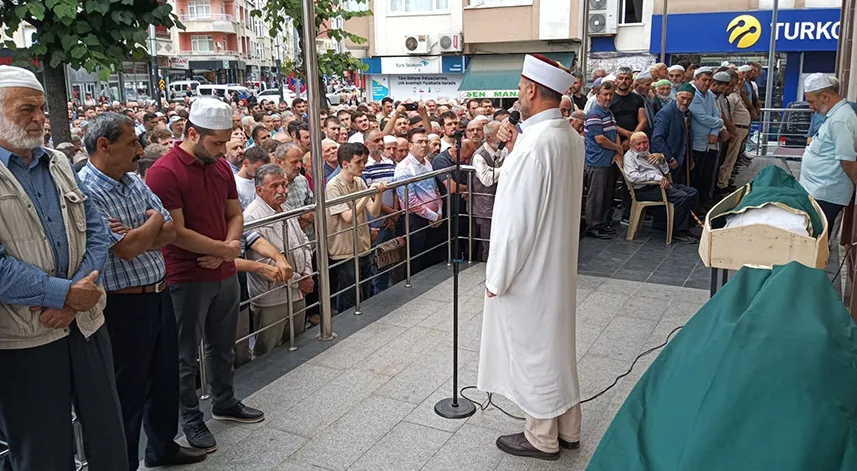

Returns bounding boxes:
[159,79,166,90]
[287,73,307,94]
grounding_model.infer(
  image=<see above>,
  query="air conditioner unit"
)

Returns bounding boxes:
[404,34,431,54]
[588,0,618,36]
[438,32,463,53]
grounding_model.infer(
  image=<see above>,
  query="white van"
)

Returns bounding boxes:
[197,84,253,102]
[168,80,200,102]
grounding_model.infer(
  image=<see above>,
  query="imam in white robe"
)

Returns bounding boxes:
[477,108,585,419]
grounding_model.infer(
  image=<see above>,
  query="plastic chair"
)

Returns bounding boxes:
[617,163,674,244]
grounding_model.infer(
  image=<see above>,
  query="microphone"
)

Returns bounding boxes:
[498,110,520,151]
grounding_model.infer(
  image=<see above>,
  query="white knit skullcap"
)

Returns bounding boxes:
[804,73,834,93]
[521,54,574,94]
[737,65,752,73]
[383,135,398,144]
[189,98,233,130]
[668,65,685,73]
[0,65,44,92]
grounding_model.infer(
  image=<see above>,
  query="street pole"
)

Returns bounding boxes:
[276,36,284,102]
[148,25,162,111]
[301,0,335,341]
[660,0,668,64]
[761,0,778,157]
[580,0,589,82]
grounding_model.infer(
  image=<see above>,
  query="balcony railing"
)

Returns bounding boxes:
[182,48,240,55]
[179,13,235,21]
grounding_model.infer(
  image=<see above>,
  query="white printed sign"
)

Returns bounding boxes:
[388,74,463,101]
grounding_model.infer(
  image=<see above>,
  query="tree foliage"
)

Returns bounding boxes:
[1,0,182,80]
[254,0,370,80]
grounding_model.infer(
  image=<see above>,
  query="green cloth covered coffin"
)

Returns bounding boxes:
[587,262,857,471]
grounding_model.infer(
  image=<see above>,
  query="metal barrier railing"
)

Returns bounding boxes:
[752,107,814,161]
[195,164,496,400]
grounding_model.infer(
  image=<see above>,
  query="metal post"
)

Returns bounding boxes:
[287,279,297,351]
[351,200,363,315]
[199,342,210,400]
[580,0,590,80]
[446,177,452,266]
[467,171,473,263]
[276,36,284,105]
[761,0,779,157]
[404,186,412,288]
[660,0,668,64]
[301,0,335,341]
[147,25,162,112]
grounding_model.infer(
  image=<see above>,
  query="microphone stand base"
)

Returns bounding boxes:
[434,397,476,419]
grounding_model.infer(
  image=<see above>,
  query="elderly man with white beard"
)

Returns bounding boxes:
[0,66,128,469]
[478,55,584,461]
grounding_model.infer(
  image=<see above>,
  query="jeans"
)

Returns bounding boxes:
[331,255,372,313]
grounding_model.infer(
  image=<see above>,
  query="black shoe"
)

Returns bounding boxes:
[559,437,581,450]
[620,217,630,226]
[586,229,613,240]
[496,433,560,461]
[212,401,265,424]
[183,423,217,453]
[144,445,208,467]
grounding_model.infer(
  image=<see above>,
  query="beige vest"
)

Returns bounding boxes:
[0,148,106,350]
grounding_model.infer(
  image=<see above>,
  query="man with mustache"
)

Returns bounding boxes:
[651,82,695,184]
[0,65,127,470]
[146,98,265,453]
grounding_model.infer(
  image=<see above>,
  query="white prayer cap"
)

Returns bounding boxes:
[472,115,490,123]
[270,113,280,120]
[694,66,713,77]
[521,54,574,94]
[383,135,398,144]
[427,133,440,140]
[668,65,685,72]
[737,65,752,73]
[0,65,44,93]
[169,115,184,123]
[112,100,120,106]
[189,98,233,130]
[155,112,165,117]
[721,61,730,67]
[602,74,617,83]
[804,73,834,93]
[636,70,653,80]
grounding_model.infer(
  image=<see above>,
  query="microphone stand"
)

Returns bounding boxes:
[435,131,476,420]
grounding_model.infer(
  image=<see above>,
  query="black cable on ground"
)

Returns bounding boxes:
[459,325,684,421]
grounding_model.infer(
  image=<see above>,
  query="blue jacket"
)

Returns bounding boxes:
[651,101,689,168]
[688,86,723,152]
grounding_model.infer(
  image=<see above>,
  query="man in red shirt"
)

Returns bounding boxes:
[147,98,264,453]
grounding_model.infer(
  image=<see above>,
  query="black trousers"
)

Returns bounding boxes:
[635,184,699,234]
[330,255,372,313]
[584,166,614,230]
[104,291,180,470]
[408,214,444,274]
[691,149,719,209]
[0,323,127,471]
[816,199,845,234]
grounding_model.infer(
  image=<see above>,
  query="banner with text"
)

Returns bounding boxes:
[388,75,463,101]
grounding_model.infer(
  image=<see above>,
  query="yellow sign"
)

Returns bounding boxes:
[727,15,762,49]
[159,79,166,90]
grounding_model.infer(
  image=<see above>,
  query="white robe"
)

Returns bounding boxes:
[477,113,585,419]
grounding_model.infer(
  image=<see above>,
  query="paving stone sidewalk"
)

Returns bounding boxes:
[144,264,709,471]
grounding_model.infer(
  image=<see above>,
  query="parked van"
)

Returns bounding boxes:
[168,80,200,102]
[197,84,253,102]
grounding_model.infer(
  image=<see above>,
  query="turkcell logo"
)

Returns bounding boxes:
[727,13,840,49]
[727,15,762,48]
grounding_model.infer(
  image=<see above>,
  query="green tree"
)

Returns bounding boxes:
[1,0,181,145]
[255,0,370,95]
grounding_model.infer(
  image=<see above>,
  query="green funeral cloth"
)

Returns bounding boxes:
[711,165,824,237]
[587,262,857,471]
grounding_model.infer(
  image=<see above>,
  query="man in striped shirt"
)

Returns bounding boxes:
[363,129,398,293]
[79,113,207,469]
[584,81,625,239]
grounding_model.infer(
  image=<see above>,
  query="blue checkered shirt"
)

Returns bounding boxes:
[79,162,171,291]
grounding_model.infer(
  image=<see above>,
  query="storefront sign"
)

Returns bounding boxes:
[388,75,463,101]
[380,56,441,75]
[651,8,840,54]
[371,76,390,102]
[460,90,518,99]
[170,57,189,70]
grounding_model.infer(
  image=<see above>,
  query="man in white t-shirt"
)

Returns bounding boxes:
[234,146,271,209]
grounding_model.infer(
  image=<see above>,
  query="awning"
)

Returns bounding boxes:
[458,53,576,99]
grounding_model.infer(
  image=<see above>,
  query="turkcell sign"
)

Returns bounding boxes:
[650,8,841,54]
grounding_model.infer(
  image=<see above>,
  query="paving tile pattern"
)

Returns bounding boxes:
[142,264,708,471]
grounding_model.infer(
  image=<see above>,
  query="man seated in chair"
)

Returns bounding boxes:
[623,132,699,243]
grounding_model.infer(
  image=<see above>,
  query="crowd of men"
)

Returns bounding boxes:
[3,49,855,469]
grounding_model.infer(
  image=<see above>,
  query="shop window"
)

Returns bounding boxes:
[191,35,215,52]
[188,1,212,19]
[620,0,643,24]
[390,0,448,13]
[346,0,369,11]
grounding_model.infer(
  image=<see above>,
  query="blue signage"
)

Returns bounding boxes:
[650,9,841,54]
[441,56,468,74]
[371,77,389,102]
